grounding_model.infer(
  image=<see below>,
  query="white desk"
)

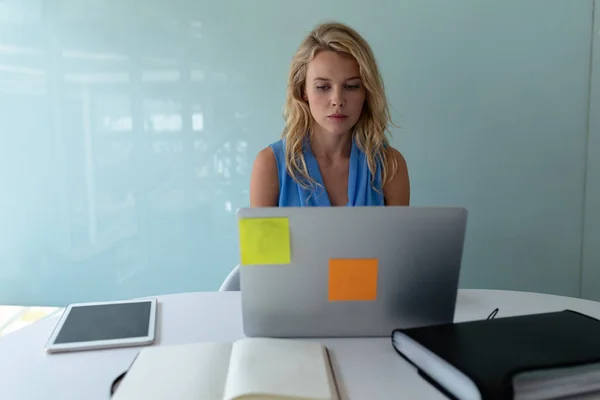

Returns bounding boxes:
[1,289,599,400]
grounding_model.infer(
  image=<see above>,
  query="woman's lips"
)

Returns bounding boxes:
[328,114,348,121]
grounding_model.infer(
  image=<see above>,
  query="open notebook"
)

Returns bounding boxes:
[111,337,339,400]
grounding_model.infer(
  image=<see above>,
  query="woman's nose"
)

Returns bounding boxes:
[331,89,345,107]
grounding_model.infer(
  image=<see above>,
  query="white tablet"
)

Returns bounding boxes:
[45,298,157,354]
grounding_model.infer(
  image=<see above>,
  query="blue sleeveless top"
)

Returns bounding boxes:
[269,138,385,207]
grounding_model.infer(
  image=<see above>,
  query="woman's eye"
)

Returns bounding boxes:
[315,84,360,91]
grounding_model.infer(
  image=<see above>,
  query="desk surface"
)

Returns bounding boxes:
[1,289,600,400]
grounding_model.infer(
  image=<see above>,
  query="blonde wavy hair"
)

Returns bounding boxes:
[282,21,397,191]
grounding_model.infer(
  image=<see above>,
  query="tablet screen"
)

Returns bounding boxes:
[53,301,152,344]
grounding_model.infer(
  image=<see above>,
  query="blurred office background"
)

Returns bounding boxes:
[0,0,598,315]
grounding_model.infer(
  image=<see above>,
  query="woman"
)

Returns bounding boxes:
[250,21,410,207]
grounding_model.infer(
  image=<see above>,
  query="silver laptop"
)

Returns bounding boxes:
[237,206,468,337]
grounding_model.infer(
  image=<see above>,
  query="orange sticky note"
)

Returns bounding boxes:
[328,259,378,301]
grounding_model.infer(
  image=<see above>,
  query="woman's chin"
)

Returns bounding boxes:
[317,123,353,137]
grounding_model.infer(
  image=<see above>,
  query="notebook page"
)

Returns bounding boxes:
[513,362,600,400]
[223,338,336,400]
[112,342,232,400]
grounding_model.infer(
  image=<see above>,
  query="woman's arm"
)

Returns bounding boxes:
[249,147,280,207]
[383,147,410,206]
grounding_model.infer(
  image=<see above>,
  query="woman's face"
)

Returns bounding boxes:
[304,51,366,138]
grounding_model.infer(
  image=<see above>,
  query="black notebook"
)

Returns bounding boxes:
[391,310,600,400]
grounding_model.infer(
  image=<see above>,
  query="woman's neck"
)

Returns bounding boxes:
[309,130,352,162]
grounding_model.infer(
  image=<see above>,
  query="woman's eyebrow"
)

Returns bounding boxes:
[312,76,361,81]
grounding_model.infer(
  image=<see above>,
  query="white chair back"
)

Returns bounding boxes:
[218,264,240,291]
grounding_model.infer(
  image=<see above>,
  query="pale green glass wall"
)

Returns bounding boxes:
[582,3,600,301]
[0,0,597,306]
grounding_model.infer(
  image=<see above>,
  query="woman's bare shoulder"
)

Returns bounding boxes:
[383,146,410,206]
[249,146,279,207]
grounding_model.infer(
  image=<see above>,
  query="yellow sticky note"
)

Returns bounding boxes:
[238,217,291,265]
[328,259,378,301]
